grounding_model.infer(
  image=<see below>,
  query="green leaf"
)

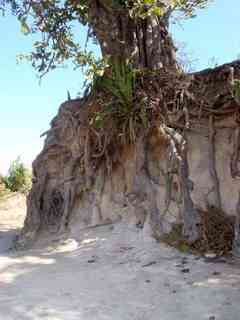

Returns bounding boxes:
[20,19,30,35]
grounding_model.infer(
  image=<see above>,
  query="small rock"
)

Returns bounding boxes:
[119,246,134,252]
[87,256,97,263]
[194,256,201,260]
[204,256,227,264]
[63,292,71,296]
[142,261,157,268]
[136,221,144,228]
[181,257,188,264]
[205,253,217,259]
[87,259,96,263]
[145,280,151,283]
[175,264,182,268]
[209,316,215,320]
[175,258,188,268]
[212,271,221,276]
[164,282,170,287]
[181,268,190,273]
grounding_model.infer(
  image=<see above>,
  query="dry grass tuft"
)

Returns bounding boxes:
[161,207,235,256]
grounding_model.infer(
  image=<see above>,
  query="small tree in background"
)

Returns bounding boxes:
[0,174,8,197]
[3,157,32,194]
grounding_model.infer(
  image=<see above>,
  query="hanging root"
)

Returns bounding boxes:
[232,191,240,256]
[231,127,240,179]
[183,106,190,129]
[177,136,201,243]
[46,189,64,231]
[84,128,93,189]
[161,125,200,243]
[208,116,222,209]
[92,133,108,158]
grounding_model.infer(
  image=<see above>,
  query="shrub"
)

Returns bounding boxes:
[3,158,32,194]
[0,175,8,198]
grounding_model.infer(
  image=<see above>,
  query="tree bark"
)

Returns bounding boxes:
[88,0,178,70]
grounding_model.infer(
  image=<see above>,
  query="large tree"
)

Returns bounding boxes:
[2,0,240,254]
[0,1,209,73]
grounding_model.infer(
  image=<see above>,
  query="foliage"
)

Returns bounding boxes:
[2,157,32,194]
[0,0,212,77]
[97,61,137,109]
[89,62,149,144]
[126,0,211,19]
[0,175,9,198]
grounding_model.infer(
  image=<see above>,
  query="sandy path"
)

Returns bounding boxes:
[0,193,26,253]
[0,195,240,320]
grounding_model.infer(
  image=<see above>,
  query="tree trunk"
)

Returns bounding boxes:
[88,0,177,70]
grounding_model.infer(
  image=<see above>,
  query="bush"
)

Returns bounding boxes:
[3,158,32,194]
[0,175,8,198]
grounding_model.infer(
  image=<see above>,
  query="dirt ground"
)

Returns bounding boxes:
[0,194,240,320]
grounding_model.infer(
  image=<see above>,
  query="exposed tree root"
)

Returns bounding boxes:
[161,125,200,243]
[208,116,222,209]
[231,127,240,179]
[233,191,240,256]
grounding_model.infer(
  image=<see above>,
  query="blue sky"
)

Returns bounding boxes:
[0,0,239,174]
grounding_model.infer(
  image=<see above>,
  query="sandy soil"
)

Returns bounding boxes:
[0,194,240,320]
[0,193,26,253]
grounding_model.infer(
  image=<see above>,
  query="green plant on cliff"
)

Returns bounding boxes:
[89,61,150,144]
[99,62,137,110]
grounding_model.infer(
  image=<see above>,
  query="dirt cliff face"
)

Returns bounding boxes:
[18,61,240,252]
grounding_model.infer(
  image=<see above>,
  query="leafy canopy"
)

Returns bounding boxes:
[0,0,211,77]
